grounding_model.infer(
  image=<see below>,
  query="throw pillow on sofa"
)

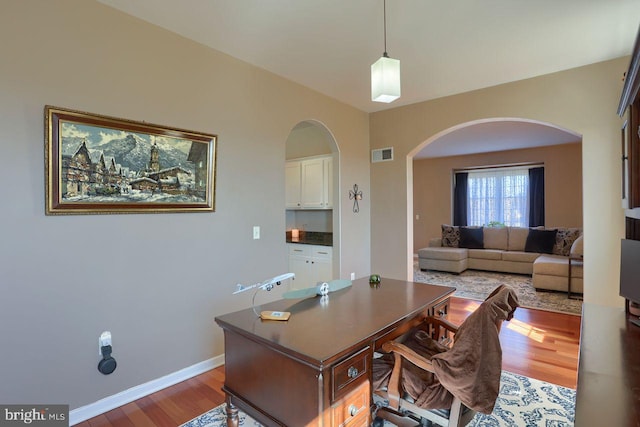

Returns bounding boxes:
[441,224,460,247]
[525,229,558,254]
[459,226,484,249]
[553,227,582,256]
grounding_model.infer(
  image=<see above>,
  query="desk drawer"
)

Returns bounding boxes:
[431,298,452,342]
[331,380,370,427]
[432,298,449,318]
[332,347,369,401]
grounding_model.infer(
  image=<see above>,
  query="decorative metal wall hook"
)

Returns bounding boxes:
[349,184,363,213]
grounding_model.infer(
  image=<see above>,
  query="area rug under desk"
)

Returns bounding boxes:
[413,266,582,316]
[180,371,575,427]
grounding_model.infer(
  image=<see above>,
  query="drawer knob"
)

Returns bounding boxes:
[349,404,358,416]
[347,366,359,378]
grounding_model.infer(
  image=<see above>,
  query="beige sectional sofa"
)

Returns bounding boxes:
[418,225,583,293]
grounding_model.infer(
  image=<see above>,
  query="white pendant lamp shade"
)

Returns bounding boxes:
[371,54,401,103]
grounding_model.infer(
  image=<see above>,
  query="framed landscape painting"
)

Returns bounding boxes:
[45,106,216,215]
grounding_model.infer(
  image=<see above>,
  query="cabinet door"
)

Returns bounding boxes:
[309,246,333,283]
[289,255,312,290]
[289,244,333,288]
[312,257,333,284]
[631,100,640,209]
[324,157,333,209]
[289,244,312,289]
[623,119,630,209]
[301,158,325,208]
[285,161,301,208]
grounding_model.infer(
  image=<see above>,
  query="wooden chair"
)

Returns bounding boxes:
[372,285,519,427]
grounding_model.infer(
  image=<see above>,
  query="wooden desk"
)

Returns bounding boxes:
[215,278,454,427]
[574,303,640,426]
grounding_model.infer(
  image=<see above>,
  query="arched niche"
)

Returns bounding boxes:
[285,120,341,279]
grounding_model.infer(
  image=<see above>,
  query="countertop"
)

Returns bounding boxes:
[573,303,640,426]
[286,231,332,246]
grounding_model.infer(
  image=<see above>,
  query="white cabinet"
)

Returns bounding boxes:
[301,158,324,208]
[288,244,333,290]
[323,157,333,209]
[285,161,302,208]
[286,156,332,209]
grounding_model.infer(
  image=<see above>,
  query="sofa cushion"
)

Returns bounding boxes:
[468,249,503,260]
[459,226,484,249]
[552,227,582,256]
[502,251,541,263]
[418,247,468,261]
[483,227,508,250]
[534,254,583,278]
[441,224,460,247]
[525,229,558,254]
[507,227,529,251]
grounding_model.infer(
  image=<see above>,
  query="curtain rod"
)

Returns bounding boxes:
[453,162,544,173]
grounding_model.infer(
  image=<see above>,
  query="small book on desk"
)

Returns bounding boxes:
[260,311,291,321]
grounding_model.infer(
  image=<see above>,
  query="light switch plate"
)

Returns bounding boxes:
[253,226,260,239]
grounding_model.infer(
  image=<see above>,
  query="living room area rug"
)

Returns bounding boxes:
[180,371,575,427]
[413,264,582,315]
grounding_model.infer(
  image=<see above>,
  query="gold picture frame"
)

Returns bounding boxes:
[45,106,216,215]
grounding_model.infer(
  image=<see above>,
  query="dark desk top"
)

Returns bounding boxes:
[215,278,454,366]
[574,303,640,426]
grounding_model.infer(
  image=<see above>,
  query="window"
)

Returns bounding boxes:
[467,168,529,227]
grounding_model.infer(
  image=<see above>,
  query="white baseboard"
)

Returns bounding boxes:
[69,354,225,425]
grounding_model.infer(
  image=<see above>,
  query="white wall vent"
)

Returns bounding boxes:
[371,147,394,163]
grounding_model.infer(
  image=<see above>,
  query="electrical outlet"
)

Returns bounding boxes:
[253,226,260,239]
[350,272,355,280]
[99,331,112,355]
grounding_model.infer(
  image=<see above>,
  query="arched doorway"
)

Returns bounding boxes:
[285,120,341,281]
[407,117,583,277]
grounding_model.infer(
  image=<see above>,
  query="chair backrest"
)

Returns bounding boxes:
[430,285,519,414]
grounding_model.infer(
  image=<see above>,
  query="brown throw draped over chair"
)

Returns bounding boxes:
[372,285,520,427]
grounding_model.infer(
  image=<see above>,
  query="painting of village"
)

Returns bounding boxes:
[46,106,216,214]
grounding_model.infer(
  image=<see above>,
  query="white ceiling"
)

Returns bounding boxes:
[97,0,639,156]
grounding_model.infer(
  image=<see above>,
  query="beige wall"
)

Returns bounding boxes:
[0,0,370,412]
[413,143,583,251]
[285,123,333,160]
[370,57,626,307]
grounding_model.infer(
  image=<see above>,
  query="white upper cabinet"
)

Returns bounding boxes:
[286,155,332,209]
[301,158,324,208]
[324,157,333,209]
[285,161,302,208]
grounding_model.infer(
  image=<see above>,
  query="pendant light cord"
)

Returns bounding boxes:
[383,0,388,57]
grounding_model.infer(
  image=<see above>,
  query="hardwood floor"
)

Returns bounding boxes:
[76,297,581,427]
[447,297,581,389]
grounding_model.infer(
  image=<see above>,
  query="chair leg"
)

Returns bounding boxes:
[448,396,463,427]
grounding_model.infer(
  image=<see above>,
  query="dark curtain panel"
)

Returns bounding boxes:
[529,167,545,227]
[453,172,468,226]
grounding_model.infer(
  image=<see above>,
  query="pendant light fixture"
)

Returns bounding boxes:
[371,0,400,103]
